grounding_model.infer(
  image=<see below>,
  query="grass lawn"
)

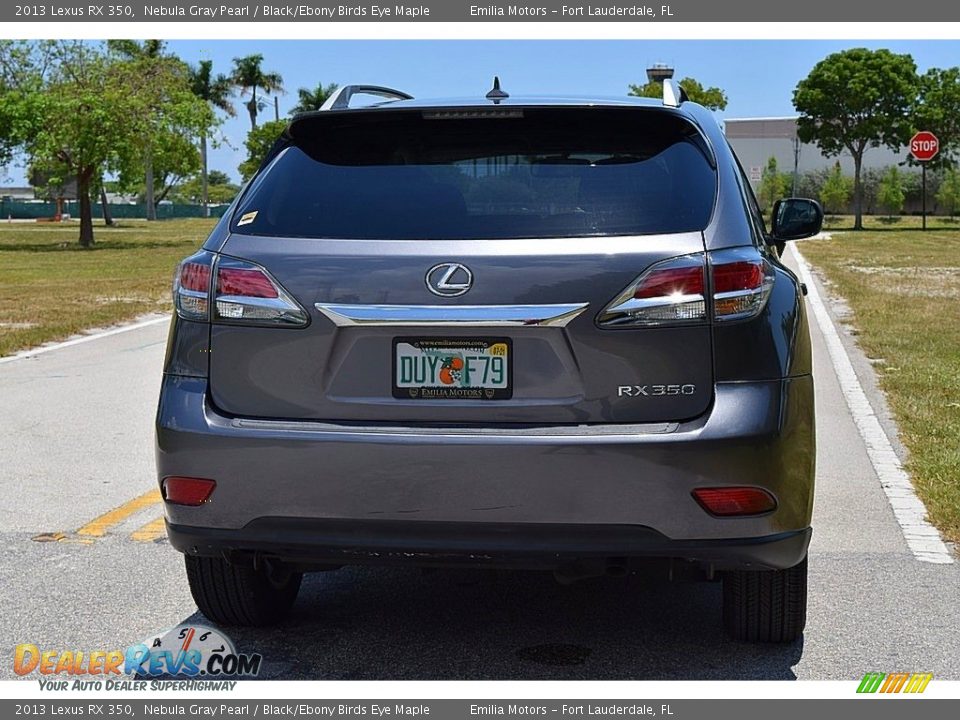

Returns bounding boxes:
[800,229,960,544]
[0,218,216,358]
[821,214,960,231]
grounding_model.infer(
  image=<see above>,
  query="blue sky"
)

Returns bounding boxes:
[5,39,960,186]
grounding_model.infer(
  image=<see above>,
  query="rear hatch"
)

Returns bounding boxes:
[210,106,718,424]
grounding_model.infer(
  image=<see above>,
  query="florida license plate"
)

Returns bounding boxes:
[393,337,512,400]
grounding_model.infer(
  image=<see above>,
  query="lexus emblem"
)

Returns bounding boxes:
[425,262,473,297]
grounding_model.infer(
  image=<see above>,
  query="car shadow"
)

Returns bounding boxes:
[177,566,804,680]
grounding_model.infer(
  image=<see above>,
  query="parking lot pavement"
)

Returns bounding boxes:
[2,262,957,680]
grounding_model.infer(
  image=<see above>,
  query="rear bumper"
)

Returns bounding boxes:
[156,375,815,566]
[167,518,811,572]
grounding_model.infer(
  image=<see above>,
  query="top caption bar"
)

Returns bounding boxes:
[4,1,959,22]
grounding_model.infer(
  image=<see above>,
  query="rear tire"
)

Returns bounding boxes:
[185,555,302,627]
[722,556,807,643]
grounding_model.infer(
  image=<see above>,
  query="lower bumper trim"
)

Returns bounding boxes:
[166,519,811,572]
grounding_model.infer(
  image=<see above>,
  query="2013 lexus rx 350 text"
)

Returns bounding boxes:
[156,81,823,642]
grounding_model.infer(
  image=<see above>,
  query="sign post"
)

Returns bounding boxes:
[909,131,939,231]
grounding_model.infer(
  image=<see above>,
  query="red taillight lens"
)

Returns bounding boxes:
[712,260,765,293]
[162,476,216,506]
[710,250,775,322]
[597,255,707,327]
[692,487,777,517]
[217,267,279,299]
[633,266,705,299]
[179,262,211,293]
[173,251,216,321]
[213,257,308,326]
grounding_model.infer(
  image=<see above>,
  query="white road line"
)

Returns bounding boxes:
[791,243,954,564]
[0,315,169,365]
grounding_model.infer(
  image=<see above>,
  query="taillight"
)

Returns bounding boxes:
[597,248,775,328]
[692,487,777,517]
[597,254,706,327]
[173,250,215,321]
[709,248,775,322]
[172,251,307,327]
[213,257,308,326]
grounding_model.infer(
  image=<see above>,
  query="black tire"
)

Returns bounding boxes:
[184,555,302,627]
[722,556,807,643]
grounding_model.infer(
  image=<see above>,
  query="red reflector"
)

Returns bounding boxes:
[180,262,211,293]
[712,261,764,293]
[217,267,279,299]
[692,487,777,516]
[163,477,216,506]
[634,266,704,299]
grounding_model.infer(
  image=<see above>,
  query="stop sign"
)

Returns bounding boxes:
[910,131,939,161]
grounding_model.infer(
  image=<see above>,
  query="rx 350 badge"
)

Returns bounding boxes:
[129,624,261,677]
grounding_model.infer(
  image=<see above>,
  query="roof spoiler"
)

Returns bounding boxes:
[319,84,413,111]
[662,79,689,108]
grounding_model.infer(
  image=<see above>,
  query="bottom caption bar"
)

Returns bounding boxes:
[5,700,958,720]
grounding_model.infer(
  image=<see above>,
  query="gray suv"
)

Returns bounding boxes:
[156,81,822,643]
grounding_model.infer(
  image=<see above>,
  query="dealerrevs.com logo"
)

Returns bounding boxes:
[14,624,262,689]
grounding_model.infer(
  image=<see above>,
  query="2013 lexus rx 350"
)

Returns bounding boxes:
[156,81,823,642]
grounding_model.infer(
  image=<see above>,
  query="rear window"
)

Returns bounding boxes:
[232,108,716,240]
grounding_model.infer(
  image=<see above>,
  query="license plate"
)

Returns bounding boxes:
[393,337,512,400]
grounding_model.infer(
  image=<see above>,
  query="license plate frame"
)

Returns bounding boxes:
[392,337,513,400]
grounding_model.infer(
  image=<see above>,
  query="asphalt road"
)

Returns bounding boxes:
[2,247,958,681]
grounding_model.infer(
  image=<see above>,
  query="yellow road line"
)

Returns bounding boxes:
[130,517,167,543]
[76,489,162,538]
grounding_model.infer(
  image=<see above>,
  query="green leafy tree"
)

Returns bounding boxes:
[628,76,727,111]
[819,162,852,215]
[189,60,235,216]
[877,166,905,218]
[231,54,284,130]
[291,82,339,113]
[174,171,239,205]
[21,41,211,246]
[794,48,918,230]
[758,157,787,214]
[107,40,168,220]
[0,41,51,166]
[21,42,131,245]
[936,168,960,216]
[914,67,960,169]
[239,119,287,181]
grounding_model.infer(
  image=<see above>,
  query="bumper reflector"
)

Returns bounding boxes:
[162,477,216,506]
[692,487,777,517]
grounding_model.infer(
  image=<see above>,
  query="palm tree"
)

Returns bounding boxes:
[108,39,167,221]
[189,60,235,217]
[231,54,284,130]
[290,82,339,114]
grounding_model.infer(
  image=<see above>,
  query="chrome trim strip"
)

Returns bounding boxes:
[315,302,589,327]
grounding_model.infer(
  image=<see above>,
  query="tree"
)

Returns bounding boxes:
[628,76,727,111]
[794,48,918,230]
[936,168,960,216]
[107,40,167,220]
[291,82,338,114]
[231,54,283,130]
[173,172,239,205]
[758,157,787,214]
[20,41,211,246]
[238,119,287,181]
[914,67,960,169]
[877,166,905,218]
[0,41,51,167]
[189,60,235,216]
[819,162,852,215]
